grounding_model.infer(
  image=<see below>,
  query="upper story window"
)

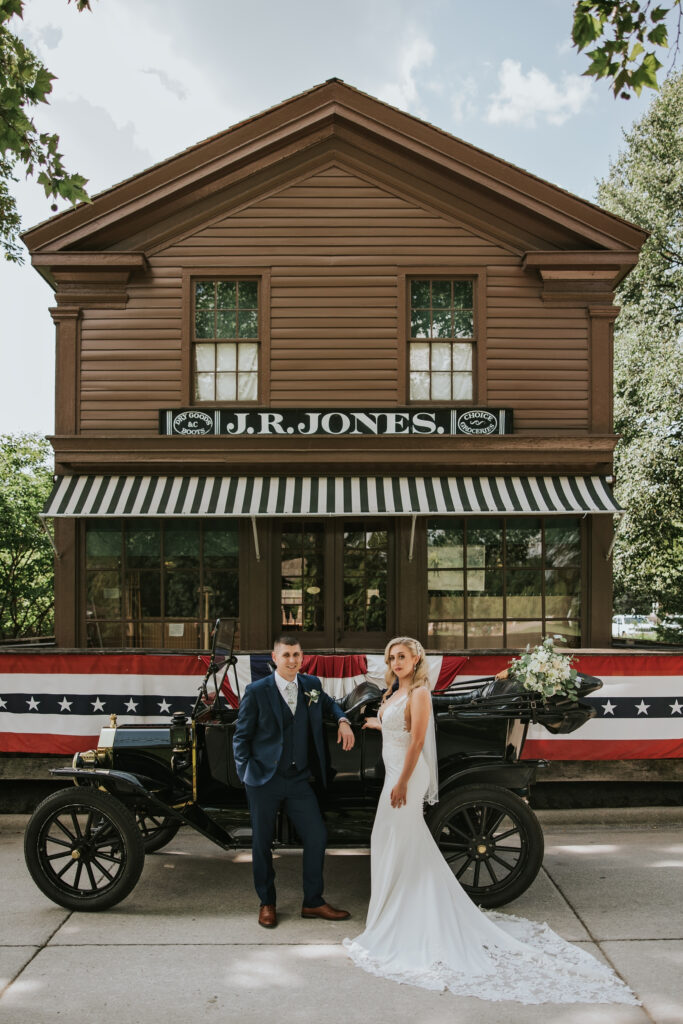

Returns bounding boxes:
[193,279,259,402]
[409,278,474,402]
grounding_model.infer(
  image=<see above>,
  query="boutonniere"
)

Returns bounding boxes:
[305,689,321,706]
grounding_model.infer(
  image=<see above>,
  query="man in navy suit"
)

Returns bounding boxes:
[233,635,355,928]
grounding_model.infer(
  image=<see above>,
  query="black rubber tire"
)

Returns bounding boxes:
[427,783,544,909]
[24,788,145,911]
[135,809,182,854]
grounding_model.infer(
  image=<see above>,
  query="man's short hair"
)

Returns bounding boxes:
[272,634,303,650]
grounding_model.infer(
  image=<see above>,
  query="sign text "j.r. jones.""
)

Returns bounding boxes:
[161,408,512,437]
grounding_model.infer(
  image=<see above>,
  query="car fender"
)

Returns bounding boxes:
[437,758,544,796]
[49,767,236,849]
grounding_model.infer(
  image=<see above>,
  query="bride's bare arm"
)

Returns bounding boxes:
[390,687,431,808]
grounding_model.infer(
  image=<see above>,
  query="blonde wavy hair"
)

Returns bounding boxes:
[382,636,430,701]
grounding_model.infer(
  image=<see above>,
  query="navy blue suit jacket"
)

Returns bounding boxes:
[232,672,347,787]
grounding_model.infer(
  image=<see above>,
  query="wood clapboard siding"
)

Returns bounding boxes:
[78,165,590,432]
[80,265,183,431]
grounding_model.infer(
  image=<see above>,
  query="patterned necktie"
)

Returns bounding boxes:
[285,680,298,715]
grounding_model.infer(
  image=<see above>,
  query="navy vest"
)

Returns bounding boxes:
[278,686,309,772]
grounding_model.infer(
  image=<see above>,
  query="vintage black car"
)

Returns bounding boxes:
[24,620,600,912]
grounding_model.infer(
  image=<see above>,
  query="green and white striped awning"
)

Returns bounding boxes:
[42,474,621,517]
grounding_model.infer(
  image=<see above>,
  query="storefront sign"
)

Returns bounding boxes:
[160,408,513,437]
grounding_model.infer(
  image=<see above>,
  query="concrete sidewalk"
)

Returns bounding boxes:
[1,810,681,1024]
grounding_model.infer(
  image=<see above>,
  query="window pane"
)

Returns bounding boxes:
[545,569,582,618]
[506,569,542,617]
[204,523,239,568]
[428,569,464,591]
[547,620,581,648]
[195,281,214,309]
[452,342,472,371]
[467,520,503,567]
[467,621,504,648]
[453,311,474,337]
[126,523,160,568]
[427,521,463,567]
[165,572,199,617]
[410,342,430,370]
[432,372,451,400]
[238,342,259,371]
[216,373,236,400]
[506,519,542,566]
[238,373,258,401]
[216,343,237,371]
[215,281,237,308]
[238,309,258,338]
[195,311,215,339]
[432,309,452,338]
[429,592,464,618]
[87,620,122,648]
[205,571,239,619]
[86,523,121,569]
[86,571,121,618]
[411,280,430,306]
[506,621,543,648]
[453,281,473,308]
[428,622,465,650]
[545,520,581,567]
[452,373,472,400]
[431,281,451,307]
[431,342,451,371]
[239,281,258,307]
[195,372,215,401]
[411,309,430,337]
[126,571,161,617]
[164,521,200,568]
[467,568,503,617]
[216,311,237,338]
[410,371,430,400]
[195,343,215,372]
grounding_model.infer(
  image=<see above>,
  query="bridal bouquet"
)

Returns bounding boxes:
[506,636,580,702]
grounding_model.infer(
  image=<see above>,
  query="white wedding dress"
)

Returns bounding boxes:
[343,694,639,1005]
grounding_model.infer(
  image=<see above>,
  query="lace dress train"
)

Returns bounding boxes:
[343,695,639,1005]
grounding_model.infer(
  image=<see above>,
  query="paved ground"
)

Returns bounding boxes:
[1,808,681,1024]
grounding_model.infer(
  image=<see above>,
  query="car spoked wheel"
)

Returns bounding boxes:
[427,783,544,908]
[24,788,145,911]
[135,808,181,854]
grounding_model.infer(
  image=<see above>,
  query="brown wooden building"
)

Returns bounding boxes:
[26,80,645,654]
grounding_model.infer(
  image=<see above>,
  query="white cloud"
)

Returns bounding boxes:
[486,59,592,127]
[451,76,478,124]
[378,34,435,113]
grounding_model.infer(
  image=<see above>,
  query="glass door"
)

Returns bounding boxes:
[276,519,393,650]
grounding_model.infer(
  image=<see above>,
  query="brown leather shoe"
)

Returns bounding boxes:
[258,904,277,928]
[301,902,350,921]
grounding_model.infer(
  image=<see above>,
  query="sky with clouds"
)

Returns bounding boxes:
[0,0,670,436]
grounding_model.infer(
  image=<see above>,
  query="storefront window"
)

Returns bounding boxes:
[409,279,474,401]
[85,520,239,650]
[280,524,325,631]
[193,279,259,402]
[427,517,582,649]
[343,529,388,632]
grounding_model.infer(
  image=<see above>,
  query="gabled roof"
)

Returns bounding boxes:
[23,78,647,265]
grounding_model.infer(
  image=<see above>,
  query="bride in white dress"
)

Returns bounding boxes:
[343,637,639,1005]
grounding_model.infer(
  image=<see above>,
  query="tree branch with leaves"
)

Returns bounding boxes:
[0,0,92,262]
[573,0,681,98]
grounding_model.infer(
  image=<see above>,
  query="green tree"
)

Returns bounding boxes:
[573,1,681,97]
[0,0,91,263]
[0,433,55,639]
[596,71,683,618]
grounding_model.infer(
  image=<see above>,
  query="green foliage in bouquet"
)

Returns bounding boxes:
[507,637,580,702]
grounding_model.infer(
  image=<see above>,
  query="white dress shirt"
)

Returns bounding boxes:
[272,670,349,723]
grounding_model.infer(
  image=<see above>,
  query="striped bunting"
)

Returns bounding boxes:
[42,475,621,517]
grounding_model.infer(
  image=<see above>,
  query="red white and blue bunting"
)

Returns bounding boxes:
[1,651,681,760]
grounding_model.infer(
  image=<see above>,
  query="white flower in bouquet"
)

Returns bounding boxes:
[507,636,579,702]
